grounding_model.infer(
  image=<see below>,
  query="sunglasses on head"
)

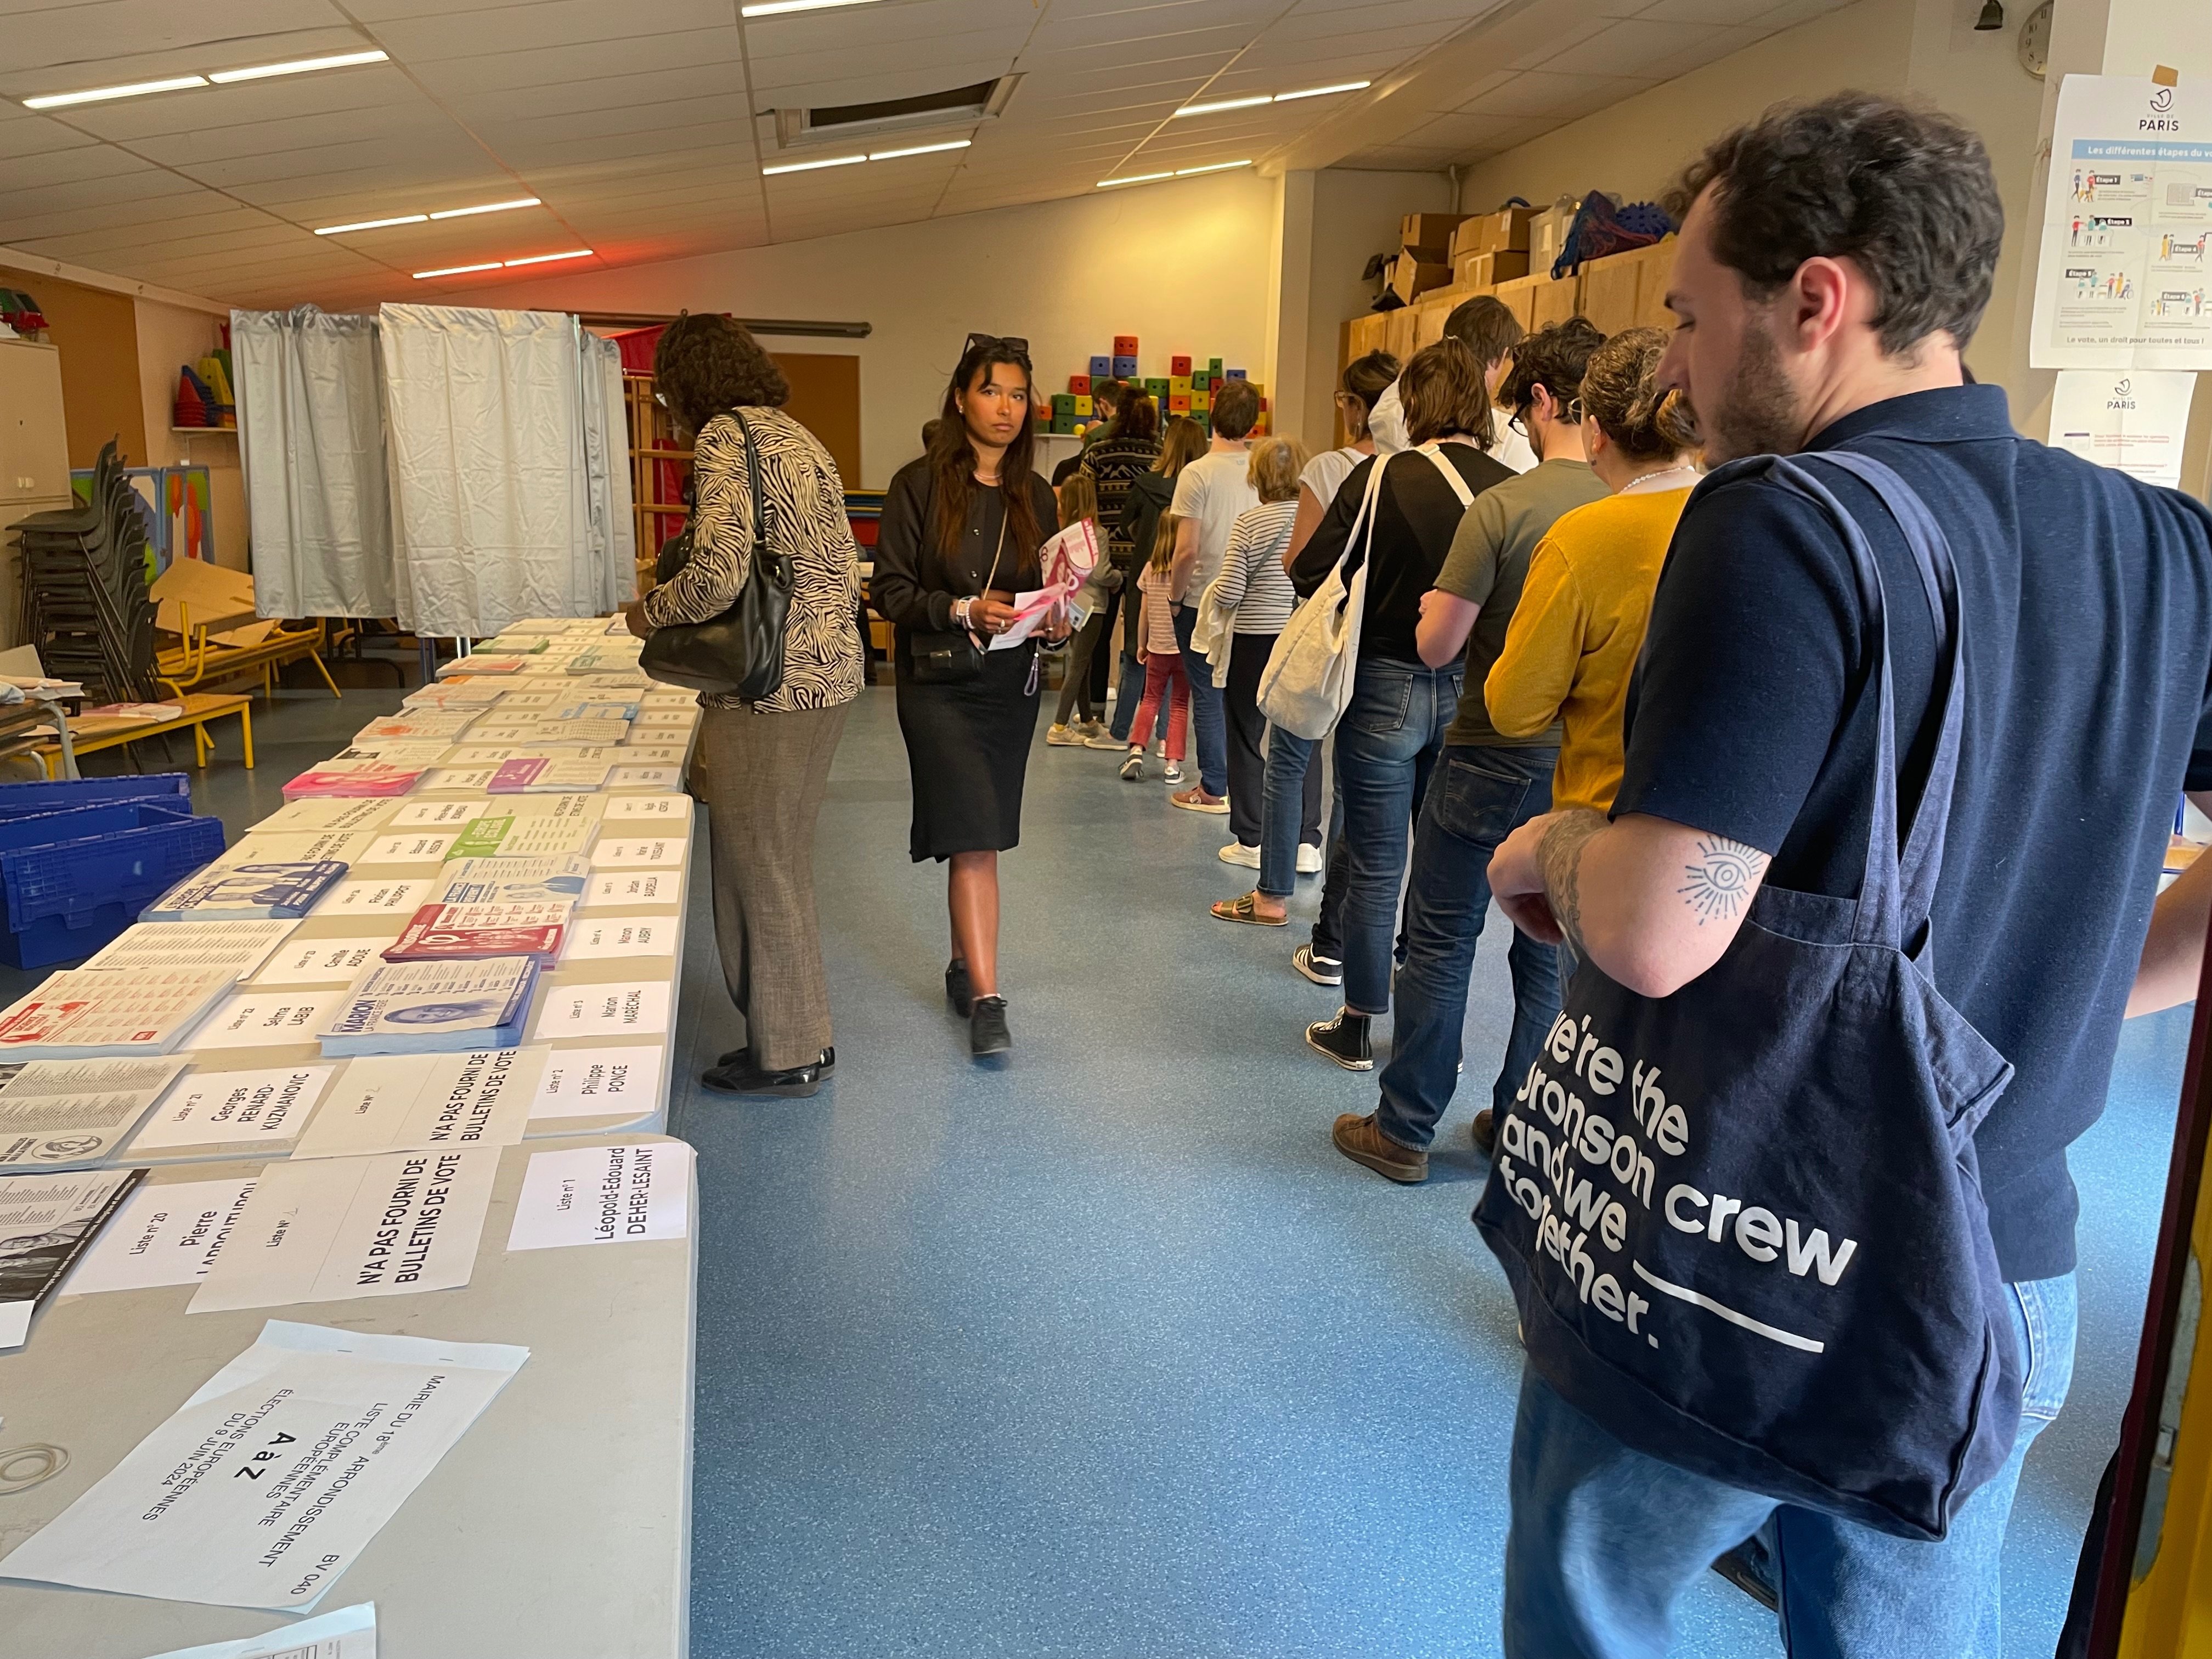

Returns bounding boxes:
[964,331,1030,359]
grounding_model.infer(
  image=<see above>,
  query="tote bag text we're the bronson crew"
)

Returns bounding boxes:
[1474,452,2021,1542]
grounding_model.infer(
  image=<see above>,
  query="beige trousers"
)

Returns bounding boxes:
[691,700,850,1070]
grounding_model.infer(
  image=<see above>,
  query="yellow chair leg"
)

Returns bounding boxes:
[309,649,342,698]
[193,722,210,768]
[239,703,253,769]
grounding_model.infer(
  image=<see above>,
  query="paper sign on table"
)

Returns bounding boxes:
[0,1319,524,1610]
[80,919,298,979]
[607,765,680,791]
[507,1141,691,1251]
[252,938,389,988]
[292,1048,545,1161]
[561,916,675,959]
[125,1065,335,1152]
[601,794,689,822]
[61,1176,257,1293]
[386,799,485,828]
[530,980,672,1041]
[313,878,432,919]
[253,799,393,833]
[0,1056,190,1169]
[581,870,679,909]
[134,1600,375,1659]
[359,832,455,865]
[189,991,347,1051]
[527,1045,663,1120]
[590,834,687,869]
[188,1147,498,1313]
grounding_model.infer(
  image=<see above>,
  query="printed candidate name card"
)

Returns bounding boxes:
[387,799,486,828]
[188,991,347,1052]
[562,916,676,959]
[601,793,690,822]
[251,938,388,988]
[313,877,432,919]
[590,834,687,869]
[63,1176,259,1293]
[507,1141,692,1251]
[530,980,672,1040]
[606,765,680,791]
[580,870,679,910]
[292,1047,545,1161]
[527,1044,663,1120]
[253,798,394,833]
[188,1146,499,1313]
[126,1064,336,1152]
[360,832,455,865]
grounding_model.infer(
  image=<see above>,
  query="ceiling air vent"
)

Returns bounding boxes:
[772,72,1019,149]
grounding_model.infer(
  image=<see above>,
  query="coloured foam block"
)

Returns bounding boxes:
[1069,373,1091,394]
[1073,395,1092,416]
[1192,413,1211,434]
[1170,355,1192,376]
[1051,393,1076,414]
[1191,391,1210,412]
[1224,367,1247,380]
[1168,393,1192,414]
[1144,377,1169,397]
[1089,355,1112,378]
[1114,335,1138,356]
[1112,356,1138,378]
[1169,375,1191,395]
[1207,357,1223,374]
[1052,414,1077,433]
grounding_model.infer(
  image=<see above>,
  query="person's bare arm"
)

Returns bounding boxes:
[1489,810,1771,997]
[1170,516,1201,603]
[1285,482,1328,573]
[2131,791,2212,1015]
[1415,589,1479,669]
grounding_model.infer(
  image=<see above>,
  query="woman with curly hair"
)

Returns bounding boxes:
[627,312,862,1099]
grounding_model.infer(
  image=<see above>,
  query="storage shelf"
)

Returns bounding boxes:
[170,426,236,435]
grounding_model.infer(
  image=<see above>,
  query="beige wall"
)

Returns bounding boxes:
[1301,169,1455,445]
[133,296,249,571]
[464,168,1283,489]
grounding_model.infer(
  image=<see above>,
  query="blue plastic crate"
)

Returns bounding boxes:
[0,802,226,969]
[0,772,191,820]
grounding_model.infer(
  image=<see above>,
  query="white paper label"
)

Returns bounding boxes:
[601,794,690,821]
[581,870,678,910]
[125,1065,335,1152]
[508,1141,691,1251]
[251,938,388,988]
[360,832,455,865]
[561,916,676,959]
[527,1044,663,1119]
[386,800,486,828]
[529,981,672,1040]
[292,1048,545,1161]
[590,835,687,869]
[314,878,432,918]
[62,1177,258,1293]
[188,992,346,1052]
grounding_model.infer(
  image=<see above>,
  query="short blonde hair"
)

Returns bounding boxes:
[1246,436,1308,504]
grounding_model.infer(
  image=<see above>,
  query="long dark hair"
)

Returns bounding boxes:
[929,338,1045,567]
[1111,387,1158,443]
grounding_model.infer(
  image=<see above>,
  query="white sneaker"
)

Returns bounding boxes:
[1082,725,1123,749]
[1119,749,1144,781]
[1163,762,1186,786]
[1045,723,1083,747]
[1218,841,1261,868]
[1296,843,1323,875]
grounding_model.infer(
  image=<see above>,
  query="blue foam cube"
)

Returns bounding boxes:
[1088,355,1113,379]
[1224,367,1248,380]
[1112,355,1138,377]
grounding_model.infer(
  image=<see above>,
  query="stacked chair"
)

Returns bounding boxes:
[12,440,159,703]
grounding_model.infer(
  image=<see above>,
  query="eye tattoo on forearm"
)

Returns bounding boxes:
[1537,810,1609,955]
[1679,837,1767,923]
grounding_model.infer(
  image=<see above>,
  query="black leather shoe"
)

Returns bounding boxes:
[946,959,974,1016]
[701,1052,831,1097]
[969,995,1011,1057]
[715,1045,835,1074]
[1471,1107,1497,1159]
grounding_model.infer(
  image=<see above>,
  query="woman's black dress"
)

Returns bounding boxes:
[869,459,1062,862]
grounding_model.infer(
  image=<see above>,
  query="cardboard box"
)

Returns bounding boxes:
[1113,334,1138,356]
[1111,355,1138,378]
[1391,254,1453,306]
[1530,201,1581,276]
[1453,207,1536,259]
[1401,213,1468,253]
[1453,249,1530,289]
[1170,354,1192,376]
[1385,304,1419,364]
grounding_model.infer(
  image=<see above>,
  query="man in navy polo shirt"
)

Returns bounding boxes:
[1486,94,2212,1655]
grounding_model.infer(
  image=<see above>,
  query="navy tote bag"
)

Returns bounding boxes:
[1473,451,2022,1542]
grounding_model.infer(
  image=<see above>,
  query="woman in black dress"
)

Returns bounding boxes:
[870,337,1064,1058]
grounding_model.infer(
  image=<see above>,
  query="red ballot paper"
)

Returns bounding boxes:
[383,902,568,963]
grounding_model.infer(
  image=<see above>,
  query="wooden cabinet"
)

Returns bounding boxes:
[0,340,70,507]
[1578,240,1678,336]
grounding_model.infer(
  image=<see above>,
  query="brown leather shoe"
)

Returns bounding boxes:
[1331,1112,1428,1184]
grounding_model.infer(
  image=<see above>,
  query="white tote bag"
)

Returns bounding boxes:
[1259,445,1475,739]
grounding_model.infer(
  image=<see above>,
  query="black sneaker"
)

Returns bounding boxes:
[1306,1009,1373,1070]
[702,1050,833,1098]
[946,959,974,1016]
[716,1045,835,1075]
[1471,1107,1496,1159]
[1293,944,1343,987]
[970,995,1011,1057]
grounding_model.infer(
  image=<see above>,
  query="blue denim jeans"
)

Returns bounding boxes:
[1503,1273,2079,1659]
[1335,656,1460,1014]
[1172,602,1229,798]
[1375,744,1560,1150]
[1109,648,1147,742]
[1258,728,1327,899]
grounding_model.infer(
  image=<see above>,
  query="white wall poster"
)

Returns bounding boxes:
[2050,368,2197,487]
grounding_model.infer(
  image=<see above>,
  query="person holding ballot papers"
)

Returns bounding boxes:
[870,334,1069,1060]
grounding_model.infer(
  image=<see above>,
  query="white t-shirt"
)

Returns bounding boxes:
[1300,446,1367,511]
[1368,379,1535,474]
[1168,447,1259,601]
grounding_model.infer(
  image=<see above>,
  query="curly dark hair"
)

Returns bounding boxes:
[652,311,789,434]
[1497,317,1606,425]
[1666,93,2002,357]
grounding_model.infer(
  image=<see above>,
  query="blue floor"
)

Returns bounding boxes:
[668,684,2191,1658]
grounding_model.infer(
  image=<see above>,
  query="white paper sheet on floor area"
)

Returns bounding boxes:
[0,1320,525,1611]
[380,305,597,636]
[232,307,396,619]
[134,1600,376,1659]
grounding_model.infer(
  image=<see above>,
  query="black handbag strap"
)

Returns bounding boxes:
[730,409,787,590]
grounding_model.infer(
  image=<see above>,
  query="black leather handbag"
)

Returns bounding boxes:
[906,514,1005,686]
[640,410,793,701]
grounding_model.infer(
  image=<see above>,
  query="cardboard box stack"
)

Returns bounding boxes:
[1449,206,1535,290]
[1389,211,1468,306]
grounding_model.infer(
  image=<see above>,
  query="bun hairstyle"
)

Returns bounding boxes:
[1246,435,1310,504]
[1497,316,1607,424]
[1578,326,1699,461]
[1336,349,1400,441]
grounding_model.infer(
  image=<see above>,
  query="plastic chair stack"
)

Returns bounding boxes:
[12,439,159,702]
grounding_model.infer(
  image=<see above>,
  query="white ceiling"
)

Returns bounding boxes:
[0,0,1849,311]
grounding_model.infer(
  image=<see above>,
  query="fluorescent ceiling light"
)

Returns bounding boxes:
[1176,160,1252,176]
[499,249,592,266]
[208,49,388,84]
[742,0,884,14]
[414,262,502,279]
[868,139,970,161]
[22,75,208,110]
[429,197,540,219]
[763,153,866,175]
[315,213,426,235]
[1171,80,1370,117]
[412,250,590,279]
[1098,171,1174,189]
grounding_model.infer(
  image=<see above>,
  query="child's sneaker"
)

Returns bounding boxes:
[1045,723,1083,746]
[1119,749,1144,781]
[1163,761,1186,786]
[1084,727,1126,750]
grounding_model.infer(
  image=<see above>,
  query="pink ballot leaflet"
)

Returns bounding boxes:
[989,518,1098,652]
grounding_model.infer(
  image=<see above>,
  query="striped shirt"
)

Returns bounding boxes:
[1212,499,1301,635]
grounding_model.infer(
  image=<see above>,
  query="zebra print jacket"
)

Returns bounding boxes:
[641,407,864,712]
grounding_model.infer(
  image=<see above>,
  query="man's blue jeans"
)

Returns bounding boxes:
[1375,744,1560,1150]
[1503,1273,2078,1658]
[1336,656,1460,1014]
[1172,602,1229,798]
